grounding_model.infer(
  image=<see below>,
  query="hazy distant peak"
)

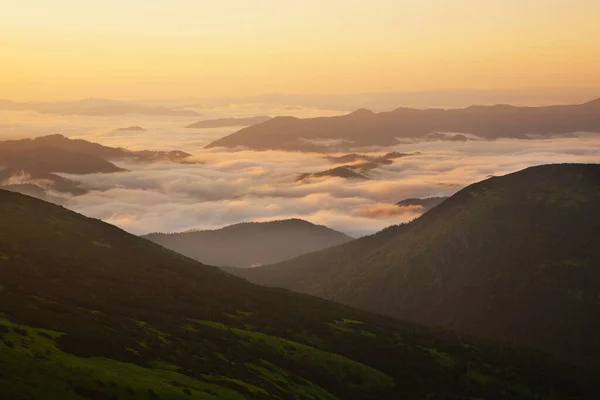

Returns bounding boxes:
[34,134,68,141]
[144,218,352,268]
[185,116,272,129]
[348,108,375,116]
[271,115,300,122]
[114,126,146,131]
[583,97,600,106]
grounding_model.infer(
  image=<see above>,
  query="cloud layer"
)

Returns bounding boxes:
[2,107,599,237]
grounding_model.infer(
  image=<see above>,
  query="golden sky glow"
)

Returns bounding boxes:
[1,0,599,101]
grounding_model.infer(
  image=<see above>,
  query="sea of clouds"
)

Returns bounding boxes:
[1,104,599,237]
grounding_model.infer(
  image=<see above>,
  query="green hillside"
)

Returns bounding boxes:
[0,188,597,399]
[231,164,600,371]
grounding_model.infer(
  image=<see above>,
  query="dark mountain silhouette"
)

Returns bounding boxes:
[229,164,600,370]
[397,197,448,211]
[0,137,126,174]
[0,168,86,196]
[1,183,66,204]
[27,134,193,162]
[114,126,147,131]
[186,116,272,129]
[144,219,353,268]
[205,99,600,151]
[29,134,129,159]
[0,189,596,399]
[0,98,200,116]
[0,138,121,195]
[296,166,370,182]
[131,150,196,163]
[426,132,470,141]
[298,152,418,182]
[0,135,194,195]
[324,151,416,164]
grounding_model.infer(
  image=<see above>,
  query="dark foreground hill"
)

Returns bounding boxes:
[230,164,600,370]
[144,219,352,268]
[205,99,600,151]
[0,189,597,399]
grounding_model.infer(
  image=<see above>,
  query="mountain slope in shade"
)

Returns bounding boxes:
[0,189,597,399]
[230,164,600,370]
[397,197,448,211]
[144,219,353,268]
[205,99,600,151]
[186,116,272,129]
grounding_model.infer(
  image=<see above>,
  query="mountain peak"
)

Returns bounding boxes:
[34,134,68,142]
[348,108,375,116]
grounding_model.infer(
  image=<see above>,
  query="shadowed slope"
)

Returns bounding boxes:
[231,164,600,370]
[0,189,596,399]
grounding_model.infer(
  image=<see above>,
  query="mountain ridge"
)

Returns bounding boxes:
[144,219,353,267]
[205,100,600,151]
[229,163,600,370]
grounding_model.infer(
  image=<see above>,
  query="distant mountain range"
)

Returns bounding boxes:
[191,88,600,111]
[0,98,199,116]
[0,134,194,196]
[144,219,352,267]
[1,188,596,399]
[186,116,272,129]
[205,99,600,151]
[228,164,600,370]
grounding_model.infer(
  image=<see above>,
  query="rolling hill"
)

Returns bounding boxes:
[229,164,600,370]
[205,99,600,151]
[0,189,597,399]
[144,219,352,268]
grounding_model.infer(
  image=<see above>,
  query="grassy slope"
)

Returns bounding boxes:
[0,189,597,399]
[232,164,600,370]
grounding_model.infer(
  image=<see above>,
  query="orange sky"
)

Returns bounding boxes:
[1,0,599,101]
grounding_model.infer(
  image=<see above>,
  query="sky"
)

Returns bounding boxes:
[1,0,600,101]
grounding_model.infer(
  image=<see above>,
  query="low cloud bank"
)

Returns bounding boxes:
[59,134,600,237]
[2,108,598,237]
